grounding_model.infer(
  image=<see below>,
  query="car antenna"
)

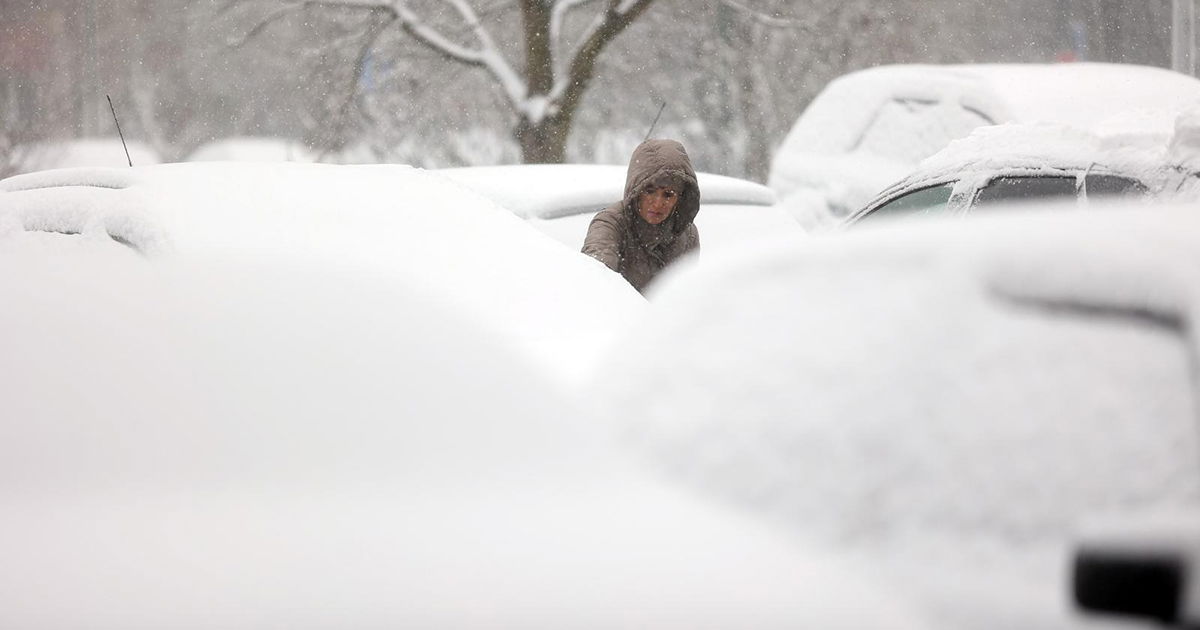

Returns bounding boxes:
[106,95,133,167]
[643,101,666,142]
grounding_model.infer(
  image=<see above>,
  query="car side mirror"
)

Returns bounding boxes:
[1072,511,1200,627]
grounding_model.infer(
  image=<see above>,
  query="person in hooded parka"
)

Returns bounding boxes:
[581,139,700,293]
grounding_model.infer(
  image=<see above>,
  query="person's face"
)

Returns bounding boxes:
[637,185,679,225]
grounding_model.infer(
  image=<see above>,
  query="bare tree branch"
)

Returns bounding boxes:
[242,0,488,67]
[226,0,395,48]
[296,0,396,7]
[237,0,528,107]
[438,0,525,103]
[550,0,599,47]
[232,0,662,162]
[314,9,397,157]
[718,0,799,28]
[336,0,527,106]
[227,1,306,48]
[551,0,656,115]
[385,2,486,65]
[716,0,843,35]
[216,0,252,18]
[444,0,497,46]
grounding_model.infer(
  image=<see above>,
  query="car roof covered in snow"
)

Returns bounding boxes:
[879,124,1166,198]
[786,62,1200,155]
[436,163,777,219]
[587,203,1200,628]
[858,108,1200,216]
[0,218,936,630]
[0,162,644,383]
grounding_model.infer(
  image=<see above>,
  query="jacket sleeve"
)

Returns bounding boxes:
[582,211,622,272]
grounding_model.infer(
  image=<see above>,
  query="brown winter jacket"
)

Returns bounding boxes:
[581,139,700,293]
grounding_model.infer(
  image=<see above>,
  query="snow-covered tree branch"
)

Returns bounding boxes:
[237,0,662,162]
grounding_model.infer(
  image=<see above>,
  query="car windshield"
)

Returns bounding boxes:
[859,183,954,223]
[855,98,994,164]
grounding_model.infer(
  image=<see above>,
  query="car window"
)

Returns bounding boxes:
[1083,174,1147,198]
[973,175,1077,209]
[858,183,954,223]
[855,98,994,164]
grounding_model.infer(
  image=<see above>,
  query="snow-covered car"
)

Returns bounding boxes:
[769,62,1200,230]
[436,163,804,253]
[846,117,1200,226]
[0,162,643,385]
[8,137,161,175]
[0,226,937,629]
[587,205,1200,629]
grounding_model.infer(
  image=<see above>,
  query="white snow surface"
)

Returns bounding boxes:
[436,163,779,219]
[771,62,1200,224]
[436,163,803,259]
[0,241,935,629]
[588,205,1200,630]
[0,162,645,384]
[917,120,1166,176]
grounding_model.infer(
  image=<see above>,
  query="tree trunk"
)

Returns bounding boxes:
[515,114,569,163]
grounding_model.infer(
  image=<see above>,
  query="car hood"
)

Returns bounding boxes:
[0,242,935,630]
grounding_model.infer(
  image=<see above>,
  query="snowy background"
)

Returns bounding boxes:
[5,1,1200,628]
[0,1,1185,180]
